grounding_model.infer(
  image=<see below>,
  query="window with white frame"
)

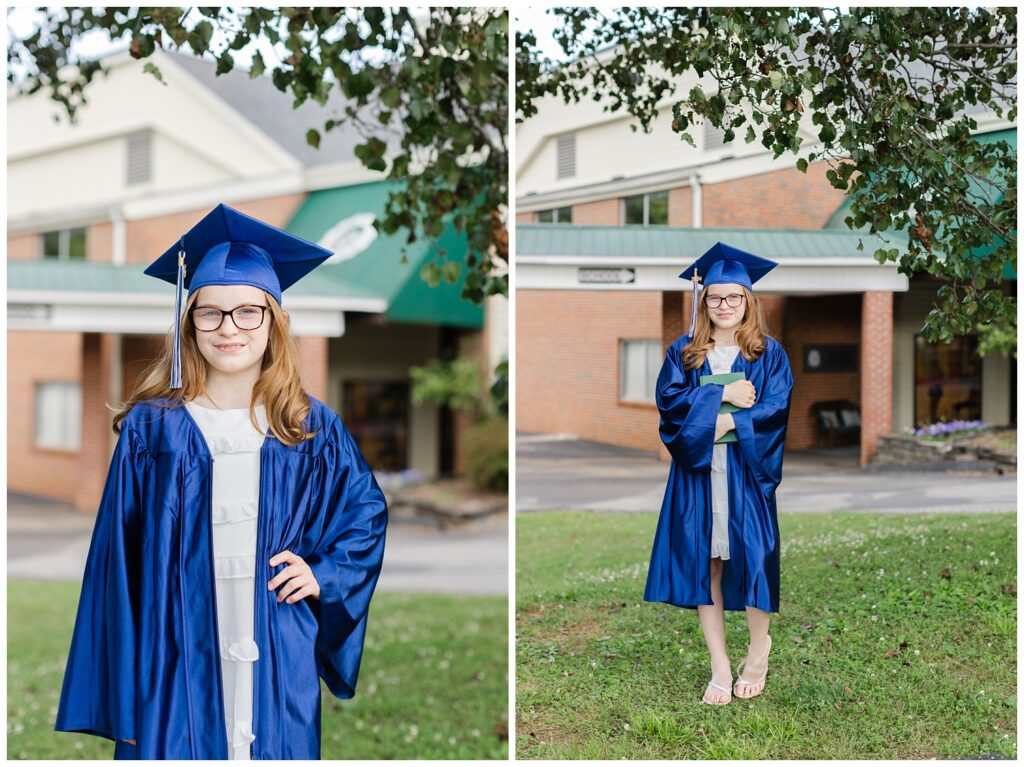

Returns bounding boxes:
[537,206,573,223]
[620,340,662,402]
[34,382,82,450]
[622,190,668,226]
[41,227,87,260]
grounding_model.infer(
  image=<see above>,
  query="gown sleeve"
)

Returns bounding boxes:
[304,416,388,700]
[656,342,725,471]
[54,425,147,742]
[731,340,794,497]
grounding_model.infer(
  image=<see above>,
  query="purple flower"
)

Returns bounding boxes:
[914,420,988,438]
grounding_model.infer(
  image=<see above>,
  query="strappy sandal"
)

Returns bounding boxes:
[734,634,772,699]
[700,671,733,705]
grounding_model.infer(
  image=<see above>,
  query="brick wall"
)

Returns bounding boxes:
[296,336,329,402]
[516,211,536,223]
[7,331,83,501]
[782,295,862,450]
[861,291,894,465]
[703,161,846,228]
[517,290,663,452]
[7,233,38,260]
[571,198,620,226]
[125,194,306,264]
[77,333,114,512]
[668,186,694,227]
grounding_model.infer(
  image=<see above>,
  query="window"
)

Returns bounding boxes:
[537,206,572,223]
[623,191,668,226]
[126,130,153,186]
[34,382,82,450]
[556,133,576,178]
[41,227,87,260]
[913,335,982,427]
[620,340,662,403]
[342,380,409,471]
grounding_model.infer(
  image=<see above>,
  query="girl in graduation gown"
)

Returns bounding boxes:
[54,204,388,759]
[643,243,793,706]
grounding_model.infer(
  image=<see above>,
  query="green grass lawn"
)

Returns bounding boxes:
[8,584,508,760]
[516,511,1016,760]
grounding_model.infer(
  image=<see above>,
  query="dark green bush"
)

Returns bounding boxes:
[464,416,508,492]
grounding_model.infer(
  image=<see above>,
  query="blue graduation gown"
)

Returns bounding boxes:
[54,396,388,759]
[643,335,793,613]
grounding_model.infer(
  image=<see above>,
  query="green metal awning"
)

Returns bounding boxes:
[516,223,907,259]
[824,127,1016,280]
[287,181,484,328]
[6,257,382,304]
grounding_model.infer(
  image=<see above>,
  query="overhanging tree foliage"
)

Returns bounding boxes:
[517,7,1016,356]
[8,6,508,303]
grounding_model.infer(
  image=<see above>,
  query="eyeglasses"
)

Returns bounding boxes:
[705,293,745,309]
[192,305,268,332]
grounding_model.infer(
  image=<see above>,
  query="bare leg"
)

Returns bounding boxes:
[696,557,731,703]
[734,606,772,698]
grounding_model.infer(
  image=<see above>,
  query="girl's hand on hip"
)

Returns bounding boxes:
[122,739,136,745]
[723,380,756,408]
[268,550,321,603]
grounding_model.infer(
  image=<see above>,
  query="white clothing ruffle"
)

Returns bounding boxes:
[221,637,260,662]
[214,555,256,580]
[707,344,740,561]
[212,501,259,525]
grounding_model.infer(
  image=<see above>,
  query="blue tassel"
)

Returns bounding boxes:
[170,237,185,389]
[687,268,700,337]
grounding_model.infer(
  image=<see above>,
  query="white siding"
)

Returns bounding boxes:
[7,51,294,222]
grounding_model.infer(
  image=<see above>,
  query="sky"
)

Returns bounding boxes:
[5,7,402,83]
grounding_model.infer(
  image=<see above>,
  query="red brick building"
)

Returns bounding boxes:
[8,50,503,511]
[515,104,1015,464]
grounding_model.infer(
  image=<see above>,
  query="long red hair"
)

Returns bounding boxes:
[681,285,769,370]
[112,290,314,445]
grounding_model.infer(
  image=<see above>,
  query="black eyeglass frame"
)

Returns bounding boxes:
[704,293,746,309]
[191,304,269,332]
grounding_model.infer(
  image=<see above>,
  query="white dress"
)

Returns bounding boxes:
[707,345,740,560]
[185,402,267,760]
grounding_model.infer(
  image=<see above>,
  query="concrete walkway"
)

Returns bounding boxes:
[517,433,1017,514]
[7,493,508,595]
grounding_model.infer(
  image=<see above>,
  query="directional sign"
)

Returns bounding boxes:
[578,267,636,285]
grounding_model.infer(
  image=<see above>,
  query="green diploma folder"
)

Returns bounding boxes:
[699,371,746,444]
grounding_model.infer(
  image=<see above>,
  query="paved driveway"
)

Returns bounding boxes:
[517,433,1016,514]
[7,493,508,595]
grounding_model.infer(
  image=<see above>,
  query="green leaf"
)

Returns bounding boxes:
[215,52,234,76]
[250,52,265,78]
[142,62,165,85]
[306,129,320,149]
[796,157,808,173]
[442,261,462,284]
[420,262,442,287]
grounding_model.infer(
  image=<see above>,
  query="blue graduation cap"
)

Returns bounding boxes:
[679,242,778,335]
[145,203,334,388]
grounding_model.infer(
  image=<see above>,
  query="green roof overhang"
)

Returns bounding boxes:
[287,181,484,328]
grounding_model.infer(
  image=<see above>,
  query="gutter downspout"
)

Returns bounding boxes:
[689,173,703,228]
[109,206,127,265]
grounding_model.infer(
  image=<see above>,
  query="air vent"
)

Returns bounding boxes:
[556,133,576,179]
[126,130,153,186]
[703,122,728,151]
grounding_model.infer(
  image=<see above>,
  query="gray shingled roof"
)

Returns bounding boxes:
[167,50,400,167]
